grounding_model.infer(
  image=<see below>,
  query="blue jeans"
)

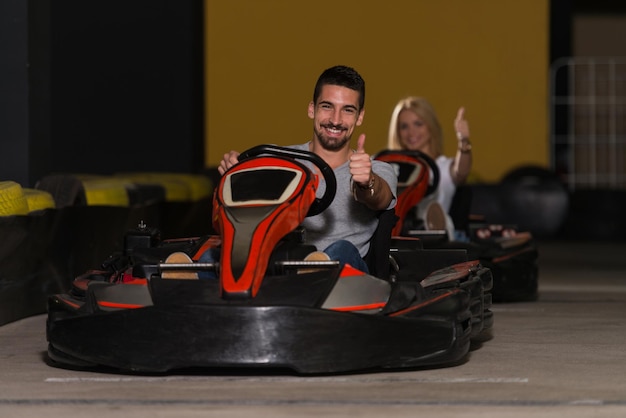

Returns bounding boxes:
[196,239,369,279]
[198,247,219,279]
[323,239,369,273]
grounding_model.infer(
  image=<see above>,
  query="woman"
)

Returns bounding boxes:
[387,96,472,239]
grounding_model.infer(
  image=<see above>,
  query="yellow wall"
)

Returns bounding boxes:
[204,0,549,182]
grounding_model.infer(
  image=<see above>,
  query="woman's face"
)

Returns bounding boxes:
[397,108,431,154]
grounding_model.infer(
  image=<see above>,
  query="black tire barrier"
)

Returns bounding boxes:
[499,165,570,239]
[0,181,29,216]
[0,204,162,326]
[35,175,87,208]
[467,165,570,240]
[0,173,216,326]
[0,210,68,326]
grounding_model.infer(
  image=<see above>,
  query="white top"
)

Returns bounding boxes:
[434,155,456,212]
[414,155,456,239]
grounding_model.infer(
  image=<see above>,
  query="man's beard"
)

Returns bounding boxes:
[314,125,350,151]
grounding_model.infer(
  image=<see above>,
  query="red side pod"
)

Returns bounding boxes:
[211,190,221,234]
[214,157,318,298]
[420,260,480,287]
[375,154,430,236]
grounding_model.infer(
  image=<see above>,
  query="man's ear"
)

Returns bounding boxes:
[356,109,365,126]
[308,101,315,119]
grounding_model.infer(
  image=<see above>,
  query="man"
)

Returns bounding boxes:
[217,65,397,272]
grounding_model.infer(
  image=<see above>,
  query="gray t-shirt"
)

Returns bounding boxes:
[289,142,397,257]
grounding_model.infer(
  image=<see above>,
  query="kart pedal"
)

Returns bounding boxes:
[161,252,199,280]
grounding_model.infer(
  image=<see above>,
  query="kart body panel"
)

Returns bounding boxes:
[374,150,539,302]
[47,145,492,374]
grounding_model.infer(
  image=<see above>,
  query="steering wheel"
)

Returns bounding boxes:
[237,144,336,217]
[374,149,440,197]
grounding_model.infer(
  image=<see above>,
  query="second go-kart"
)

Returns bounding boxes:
[374,149,539,302]
[46,145,493,374]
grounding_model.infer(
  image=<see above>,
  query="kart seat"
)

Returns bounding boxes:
[449,184,473,232]
[363,208,398,280]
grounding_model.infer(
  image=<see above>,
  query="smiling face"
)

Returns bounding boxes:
[397,108,432,154]
[308,84,364,151]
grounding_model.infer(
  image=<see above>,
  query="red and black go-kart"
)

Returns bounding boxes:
[374,149,539,302]
[46,145,493,375]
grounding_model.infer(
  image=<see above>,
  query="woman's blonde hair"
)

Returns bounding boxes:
[387,96,443,157]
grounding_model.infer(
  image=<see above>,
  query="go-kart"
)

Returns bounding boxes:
[46,145,493,374]
[374,149,539,302]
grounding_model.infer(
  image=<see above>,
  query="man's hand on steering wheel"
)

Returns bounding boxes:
[218,151,241,175]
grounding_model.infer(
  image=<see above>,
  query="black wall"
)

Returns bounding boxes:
[1,0,30,187]
[1,0,204,187]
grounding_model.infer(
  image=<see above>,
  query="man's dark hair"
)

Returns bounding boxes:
[313,65,365,111]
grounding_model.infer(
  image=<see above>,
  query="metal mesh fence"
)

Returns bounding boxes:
[550,57,626,190]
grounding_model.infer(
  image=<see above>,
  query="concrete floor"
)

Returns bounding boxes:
[1,240,626,417]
